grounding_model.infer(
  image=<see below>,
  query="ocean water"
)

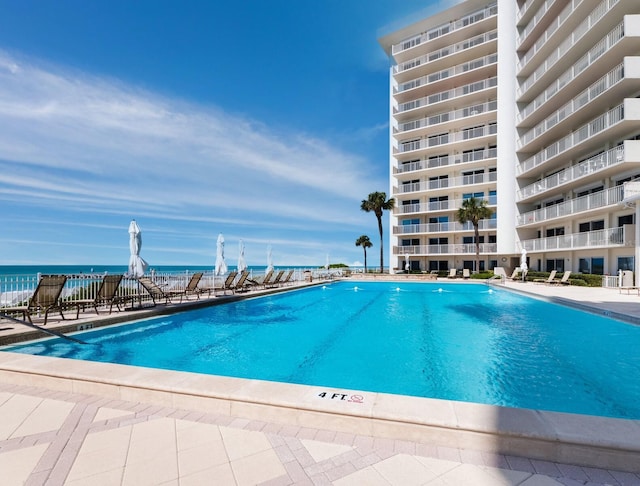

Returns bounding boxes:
[0,265,308,278]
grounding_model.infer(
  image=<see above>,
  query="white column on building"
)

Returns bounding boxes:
[496,0,517,256]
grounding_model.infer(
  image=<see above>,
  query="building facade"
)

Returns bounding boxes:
[379,0,640,279]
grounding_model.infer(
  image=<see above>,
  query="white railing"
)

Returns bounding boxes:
[395,30,498,78]
[517,146,624,200]
[517,185,624,226]
[602,274,621,288]
[395,171,497,194]
[521,226,630,252]
[519,23,624,121]
[396,101,498,135]
[396,53,498,93]
[518,104,624,175]
[394,243,498,255]
[518,19,623,97]
[395,148,498,174]
[395,195,497,214]
[518,0,560,45]
[397,77,497,114]
[0,270,306,311]
[392,3,497,55]
[394,219,497,235]
[399,123,497,153]
[519,64,624,148]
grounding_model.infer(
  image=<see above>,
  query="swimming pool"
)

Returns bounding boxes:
[5,281,640,419]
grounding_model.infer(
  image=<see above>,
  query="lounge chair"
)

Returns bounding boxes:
[248,269,274,289]
[72,274,125,316]
[228,270,251,293]
[215,271,238,295]
[266,270,285,288]
[534,270,557,284]
[138,277,184,305]
[462,269,470,279]
[550,270,571,285]
[508,268,520,280]
[280,269,294,286]
[446,268,457,279]
[184,272,204,299]
[0,275,68,325]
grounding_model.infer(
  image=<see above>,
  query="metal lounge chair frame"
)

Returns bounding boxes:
[72,274,125,316]
[137,277,185,305]
[0,274,68,326]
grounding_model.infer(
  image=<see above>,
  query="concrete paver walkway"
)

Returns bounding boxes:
[2,381,639,485]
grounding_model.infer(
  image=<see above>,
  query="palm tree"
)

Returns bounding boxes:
[355,235,373,272]
[361,192,395,273]
[457,197,493,274]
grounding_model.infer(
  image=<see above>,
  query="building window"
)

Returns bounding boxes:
[618,257,634,271]
[546,259,565,272]
[546,227,564,237]
[579,220,604,232]
[619,214,634,226]
[429,260,449,271]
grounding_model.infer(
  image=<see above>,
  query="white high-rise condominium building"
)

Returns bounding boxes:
[379,0,640,280]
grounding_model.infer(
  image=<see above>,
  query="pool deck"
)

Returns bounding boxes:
[1,278,640,485]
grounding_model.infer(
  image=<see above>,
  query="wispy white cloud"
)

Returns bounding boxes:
[0,50,389,265]
[0,50,384,224]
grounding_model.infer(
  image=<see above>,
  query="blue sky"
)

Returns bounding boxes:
[0,0,457,268]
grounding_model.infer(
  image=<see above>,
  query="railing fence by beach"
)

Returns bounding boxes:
[0,268,351,312]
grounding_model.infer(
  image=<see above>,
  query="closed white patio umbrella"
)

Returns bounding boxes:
[266,244,274,274]
[127,219,148,278]
[215,233,228,276]
[237,239,247,273]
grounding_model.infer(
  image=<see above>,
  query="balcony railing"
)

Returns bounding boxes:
[519,64,624,148]
[399,123,497,153]
[518,103,624,175]
[394,219,497,235]
[395,30,498,78]
[397,77,497,114]
[521,226,631,252]
[519,19,623,97]
[392,3,497,55]
[396,195,497,214]
[396,53,498,94]
[517,146,624,200]
[395,172,497,194]
[394,148,498,174]
[394,243,498,255]
[518,0,561,46]
[396,101,498,135]
[519,20,624,122]
[517,185,624,226]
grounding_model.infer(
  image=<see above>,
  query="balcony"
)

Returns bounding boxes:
[391,3,497,60]
[518,63,629,149]
[517,101,640,177]
[394,53,498,102]
[395,101,497,138]
[518,20,624,99]
[394,148,497,175]
[394,219,497,235]
[517,146,629,201]
[394,31,497,86]
[394,243,498,256]
[396,195,497,215]
[394,172,497,195]
[520,226,632,252]
[518,0,564,50]
[517,185,624,227]
[395,77,497,121]
[398,123,497,156]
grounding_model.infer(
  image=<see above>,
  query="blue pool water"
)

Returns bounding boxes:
[5,282,640,419]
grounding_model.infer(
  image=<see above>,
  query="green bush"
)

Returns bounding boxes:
[523,271,602,287]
